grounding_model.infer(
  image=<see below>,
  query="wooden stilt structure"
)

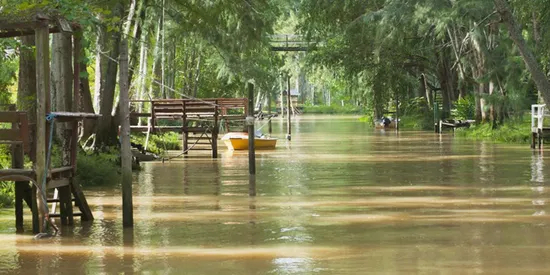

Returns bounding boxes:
[129,98,247,157]
[0,10,99,234]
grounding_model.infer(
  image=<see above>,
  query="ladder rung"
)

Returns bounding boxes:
[47,198,76,203]
[49,213,83,217]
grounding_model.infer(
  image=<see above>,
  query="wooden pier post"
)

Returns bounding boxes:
[268,89,272,135]
[247,83,256,176]
[286,76,291,141]
[279,75,284,118]
[395,92,400,131]
[119,38,133,227]
[35,23,49,234]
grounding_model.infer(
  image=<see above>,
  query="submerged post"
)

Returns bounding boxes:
[247,82,256,176]
[268,88,272,135]
[35,23,49,234]
[119,38,133,227]
[286,75,292,140]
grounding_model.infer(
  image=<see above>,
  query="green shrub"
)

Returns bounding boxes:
[0,145,14,207]
[359,114,374,124]
[302,104,363,114]
[452,96,475,120]
[131,132,181,155]
[399,113,434,130]
[455,116,531,143]
[75,148,121,187]
[0,182,14,208]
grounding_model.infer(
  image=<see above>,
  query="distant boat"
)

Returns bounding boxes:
[222,132,277,150]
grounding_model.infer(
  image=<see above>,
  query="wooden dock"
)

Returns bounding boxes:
[531,104,550,149]
[129,98,248,158]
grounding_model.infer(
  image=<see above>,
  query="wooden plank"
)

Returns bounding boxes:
[0,169,35,178]
[47,178,70,189]
[50,212,83,218]
[71,181,93,221]
[0,111,24,122]
[130,112,151,117]
[49,112,101,121]
[50,166,74,175]
[0,129,21,141]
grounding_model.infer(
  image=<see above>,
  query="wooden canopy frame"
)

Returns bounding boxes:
[0,9,98,234]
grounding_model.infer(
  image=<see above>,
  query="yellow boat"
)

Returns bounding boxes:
[222,132,277,150]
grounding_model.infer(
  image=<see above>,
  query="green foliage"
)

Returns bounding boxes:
[399,113,434,131]
[0,145,14,207]
[131,132,181,156]
[452,96,476,120]
[0,182,14,208]
[455,116,531,143]
[302,104,363,114]
[75,149,120,187]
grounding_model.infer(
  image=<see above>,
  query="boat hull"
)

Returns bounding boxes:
[224,138,277,150]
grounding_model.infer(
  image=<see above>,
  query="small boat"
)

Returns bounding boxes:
[375,121,397,129]
[375,117,398,129]
[222,132,277,150]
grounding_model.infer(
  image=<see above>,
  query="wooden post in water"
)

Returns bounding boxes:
[35,23,49,234]
[395,92,400,132]
[119,38,133,227]
[247,82,256,176]
[286,75,292,140]
[279,75,284,118]
[268,88,272,135]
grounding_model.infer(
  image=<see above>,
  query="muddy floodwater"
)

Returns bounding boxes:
[1,115,550,274]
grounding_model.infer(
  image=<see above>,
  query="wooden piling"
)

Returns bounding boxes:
[286,76,291,141]
[35,23,49,234]
[119,38,133,227]
[268,88,272,135]
[212,100,218,158]
[247,83,256,176]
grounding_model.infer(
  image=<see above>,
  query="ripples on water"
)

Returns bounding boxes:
[1,115,549,274]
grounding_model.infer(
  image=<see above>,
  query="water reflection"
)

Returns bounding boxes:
[2,116,550,273]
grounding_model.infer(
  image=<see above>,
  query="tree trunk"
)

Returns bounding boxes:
[95,5,123,147]
[149,16,163,99]
[494,0,550,105]
[18,36,37,123]
[51,33,73,146]
[80,61,96,140]
[193,52,202,97]
[18,35,37,161]
[128,0,148,92]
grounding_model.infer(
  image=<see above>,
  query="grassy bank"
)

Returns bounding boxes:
[454,116,531,143]
[131,132,181,155]
[302,105,363,114]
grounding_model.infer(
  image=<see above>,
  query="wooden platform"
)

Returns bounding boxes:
[129,98,248,158]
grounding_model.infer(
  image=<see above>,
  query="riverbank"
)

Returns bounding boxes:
[454,118,531,144]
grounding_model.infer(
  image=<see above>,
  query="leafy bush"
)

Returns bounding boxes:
[359,114,374,124]
[0,182,14,208]
[131,132,181,155]
[0,145,14,207]
[302,104,363,114]
[455,116,531,143]
[452,96,475,120]
[399,113,434,130]
[75,148,121,187]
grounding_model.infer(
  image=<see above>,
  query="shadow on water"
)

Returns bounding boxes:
[2,115,550,273]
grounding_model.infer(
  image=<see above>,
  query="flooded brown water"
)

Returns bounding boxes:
[1,115,550,274]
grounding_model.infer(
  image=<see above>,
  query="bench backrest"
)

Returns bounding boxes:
[0,111,30,153]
